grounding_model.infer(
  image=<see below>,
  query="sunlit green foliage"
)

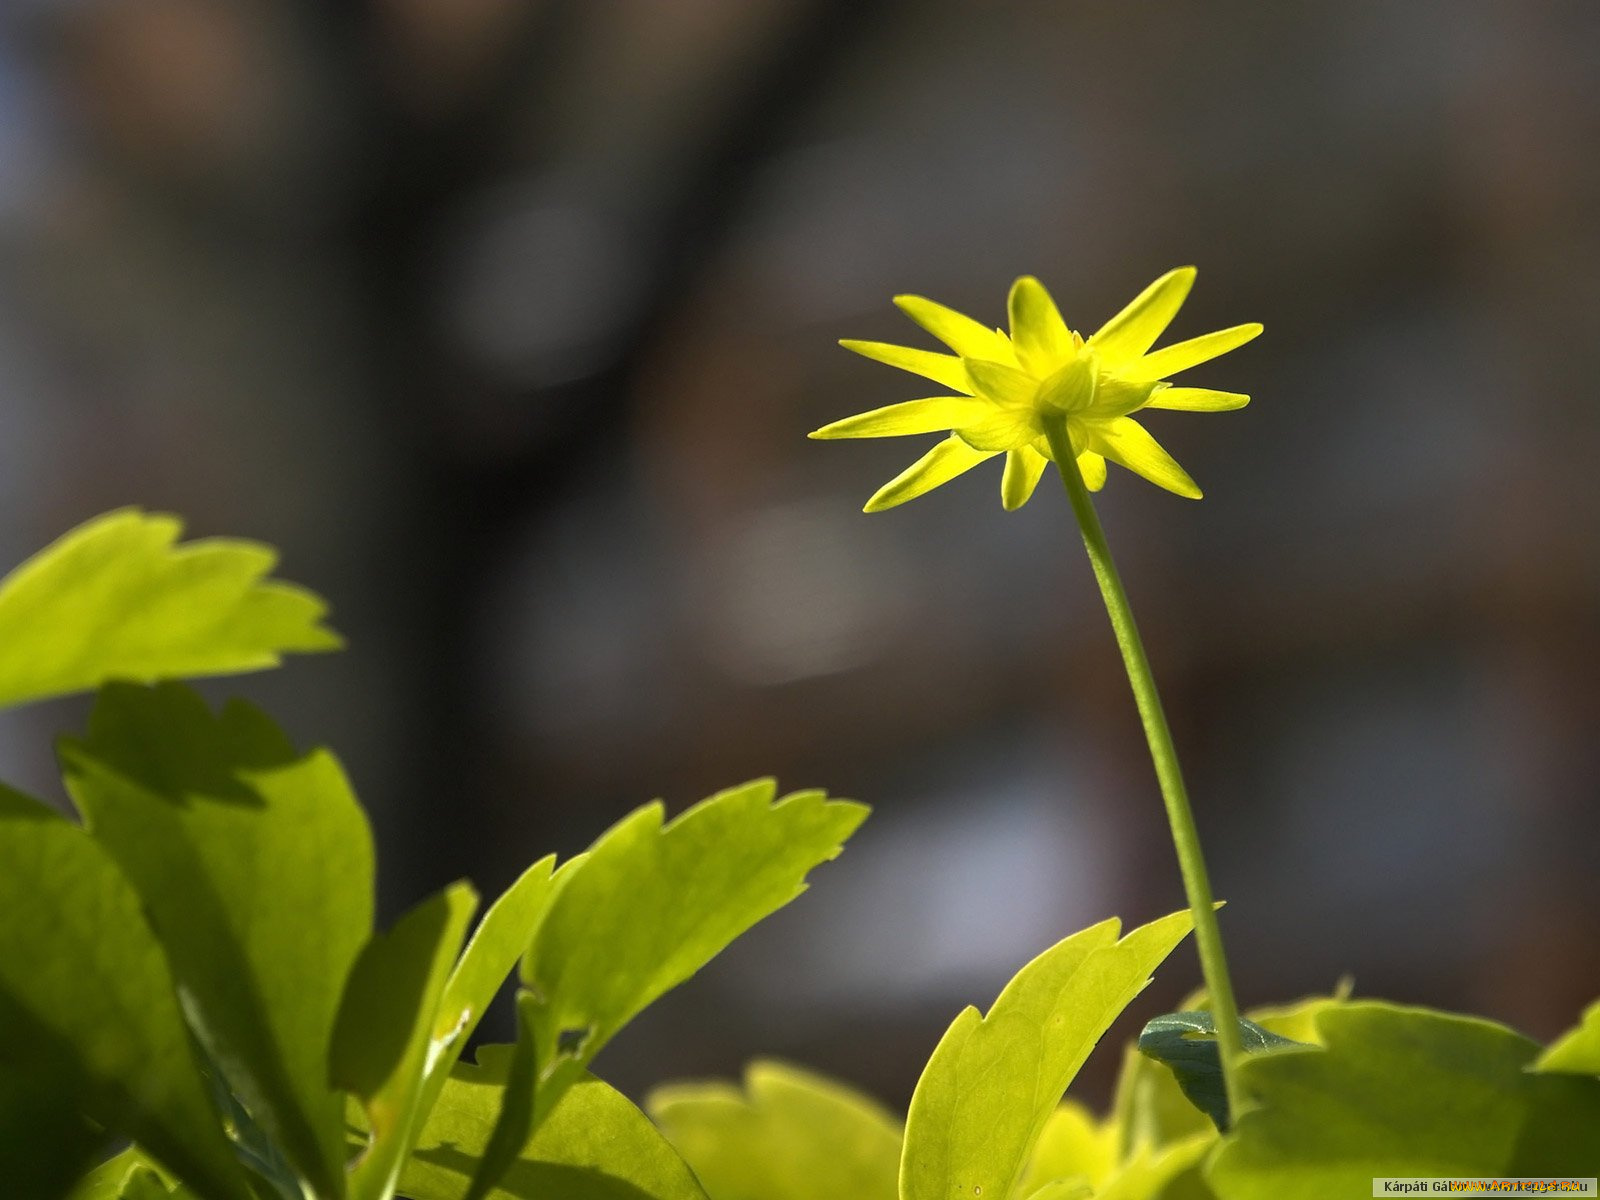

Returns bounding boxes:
[1208,1003,1600,1194]
[0,509,338,710]
[1535,999,1600,1077]
[648,1060,903,1200]
[396,1053,708,1200]
[5,504,1598,1200]
[899,912,1192,1200]
[61,683,373,1198]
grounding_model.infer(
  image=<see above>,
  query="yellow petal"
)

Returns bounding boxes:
[864,435,998,512]
[1078,451,1107,491]
[894,295,1013,360]
[1001,446,1049,510]
[1007,277,1076,376]
[1086,267,1196,366]
[956,407,1038,452]
[1084,417,1201,499]
[809,396,992,439]
[1142,387,1251,411]
[1119,323,1263,383]
[963,358,1038,408]
[840,339,973,393]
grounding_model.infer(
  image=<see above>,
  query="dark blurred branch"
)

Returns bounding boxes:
[325,0,898,894]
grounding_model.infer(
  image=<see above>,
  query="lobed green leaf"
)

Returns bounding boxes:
[520,779,866,1113]
[1207,1002,1600,1197]
[0,509,339,711]
[60,682,374,1198]
[647,1059,903,1200]
[899,910,1192,1200]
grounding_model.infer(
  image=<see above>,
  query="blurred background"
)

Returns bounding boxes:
[1,0,1597,1111]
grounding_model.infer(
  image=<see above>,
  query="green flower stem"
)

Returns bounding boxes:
[1040,416,1245,1117]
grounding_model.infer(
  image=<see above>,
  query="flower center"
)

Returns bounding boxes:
[1035,351,1098,416]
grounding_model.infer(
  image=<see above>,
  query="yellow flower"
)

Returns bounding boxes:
[812,269,1261,511]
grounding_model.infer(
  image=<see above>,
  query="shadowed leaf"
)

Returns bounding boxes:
[61,683,373,1198]
[0,787,250,1200]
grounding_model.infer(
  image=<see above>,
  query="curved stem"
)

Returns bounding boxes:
[1040,417,1245,1119]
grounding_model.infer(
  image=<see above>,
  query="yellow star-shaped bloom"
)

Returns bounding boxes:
[812,268,1261,511]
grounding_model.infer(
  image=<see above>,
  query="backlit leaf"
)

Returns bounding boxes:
[520,780,866,1114]
[462,994,542,1200]
[395,1055,708,1200]
[899,911,1192,1200]
[0,509,339,710]
[411,856,572,1139]
[648,1059,902,1200]
[1535,998,1600,1076]
[1016,1102,1116,1197]
[335,885,478,1200]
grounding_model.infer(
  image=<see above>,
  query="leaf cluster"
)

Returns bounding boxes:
[2,510,1596,1200]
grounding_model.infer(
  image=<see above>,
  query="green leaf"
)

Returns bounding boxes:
[899,910,1193,1200]
[1136,1012,1307,1132]
[1110,993,1345,1163]
[520,780,866,1111]
[1016,1102,1117,1197]
[0,787,251,1200]
[60,683,374,1198]
[1108,1039,1215,1166]
[414,855,570,1125]
[647,1059,903,1200]
[67,1153,178,1200]
[0,1063,105,1200]
[0,508,340,710]
[463,993,542,1200]
[1095,1134,1213,1200]
[1019,1183,1094,1200]
[396,1056,708,1200]
[335,883,478,1200]
[1016,1099,1216,1200]
[1535,998,1600,1076]
[1207,1002,1600,1197]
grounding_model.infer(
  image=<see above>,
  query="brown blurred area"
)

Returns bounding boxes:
[0,0,1596,1110]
